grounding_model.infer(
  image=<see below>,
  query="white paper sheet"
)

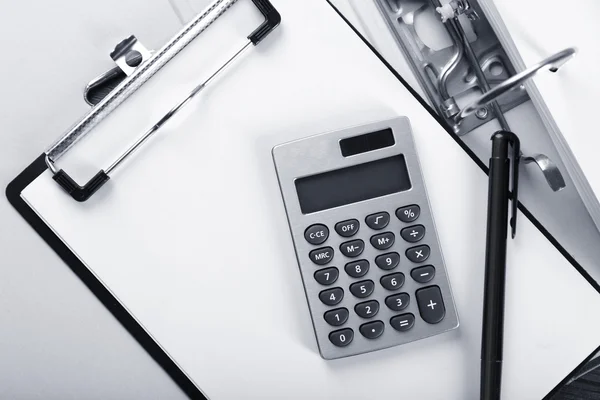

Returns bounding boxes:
[20,1,600,398]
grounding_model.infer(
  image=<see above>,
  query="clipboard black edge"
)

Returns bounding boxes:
[324,1,600,399]
[5,4,598,398]
[6,154,207,400]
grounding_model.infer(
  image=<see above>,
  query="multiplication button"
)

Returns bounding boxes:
[406,245,430,263]
[396,205,420,223]
[304,224,329,245]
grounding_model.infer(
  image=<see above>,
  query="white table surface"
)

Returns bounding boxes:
[2,1,600,399]
[0,0,186,398]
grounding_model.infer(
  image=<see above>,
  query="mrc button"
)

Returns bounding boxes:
[304,224,329,245]
[335,219,359,237]
[310,247,334,265]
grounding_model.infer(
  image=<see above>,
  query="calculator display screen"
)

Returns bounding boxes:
[295,155,411,214]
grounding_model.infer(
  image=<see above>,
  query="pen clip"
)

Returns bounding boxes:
[509,133,521,239]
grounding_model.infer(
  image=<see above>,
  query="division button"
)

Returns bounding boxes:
[401,225,426,243]
[370,232,395,250]
[329,328,354,347]
[365,212,390,230]
[345,260,369,278]
[319,287,344,306]
[350,280,375,298]
[390,313,416,332]
[375,252,400,270]
[335,219,360,237]
[359,320,385,339]
[380,273,405,291]
[314,267,339,286]
[324,308,349,327]
[406,245,430,263]
[310,247,334,265]
[304,224,329,245]
[385,293,410,312]
[411,265,436,284]
[416,286,446,324]
[396,205,420,223]
[340,239,365,258]
[355,300,380,319]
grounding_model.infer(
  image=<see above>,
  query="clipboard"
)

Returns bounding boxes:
[6,0,600,398]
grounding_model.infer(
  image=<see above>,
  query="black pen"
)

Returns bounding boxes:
[480,131,520,400]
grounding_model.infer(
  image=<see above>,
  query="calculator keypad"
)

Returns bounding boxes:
[304,204,452,353]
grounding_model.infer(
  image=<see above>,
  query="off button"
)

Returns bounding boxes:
[305,224,329,245]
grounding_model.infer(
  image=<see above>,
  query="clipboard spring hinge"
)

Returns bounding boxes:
[45,0,281,202]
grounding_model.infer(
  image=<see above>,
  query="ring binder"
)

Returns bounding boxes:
[44,0,281,202]
[373,0,568,192]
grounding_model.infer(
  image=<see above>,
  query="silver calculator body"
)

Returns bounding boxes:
[273,117,458,359]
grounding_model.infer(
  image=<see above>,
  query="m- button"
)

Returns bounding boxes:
[304,224,329,245]
[340,239,365,258]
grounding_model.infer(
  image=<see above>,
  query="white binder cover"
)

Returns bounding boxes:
[9,1,600,398]
[487,0,600,229]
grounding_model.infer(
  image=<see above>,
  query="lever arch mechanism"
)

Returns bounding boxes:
[44,0,281,202]
[375,0,570,192]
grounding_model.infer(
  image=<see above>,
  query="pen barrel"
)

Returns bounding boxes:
[481,154,511,400]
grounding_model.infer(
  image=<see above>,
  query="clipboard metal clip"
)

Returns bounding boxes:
[44,0,281,202]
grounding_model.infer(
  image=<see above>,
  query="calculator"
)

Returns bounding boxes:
[272,117,459,359]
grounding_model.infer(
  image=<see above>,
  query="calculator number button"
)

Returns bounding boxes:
[380,273,405,291]
[375,252,400,270]
[355,300,379,319]
[385,293,410,311]
[335,219,360,238]
[411,265,435,283]
[401,225,426,243]
[390,313,415,332]
[365,212,390,230]
[370,232,395,250]
[350,280,374,298]
[416,286,445,324]
[324,308,349,327]
[319,287,344,306]
[329,328,354,347]
[345,260,369,278]
[310,247,334,265]
[359,321,385,339]
[340,239,364,258]
[314,267,339,286]
[406,245,430,263]
[304,224,329,245]
[397,205,420,223]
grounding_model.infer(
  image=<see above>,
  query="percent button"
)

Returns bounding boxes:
[396,205,420,223]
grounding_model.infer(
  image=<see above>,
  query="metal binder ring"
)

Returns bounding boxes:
[456,48,577,122]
